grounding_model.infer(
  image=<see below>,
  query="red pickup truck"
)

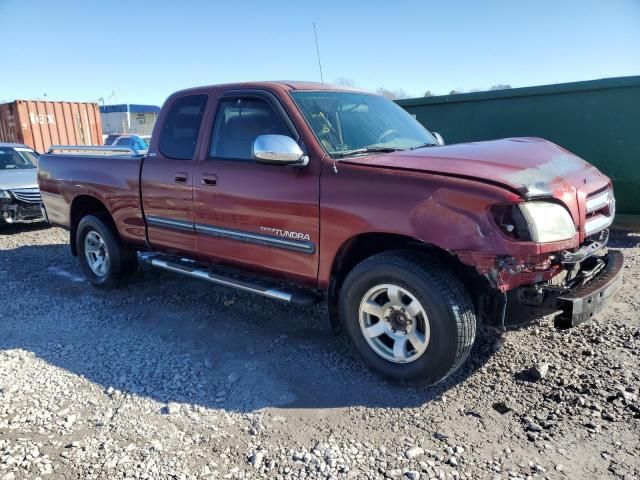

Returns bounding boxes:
[38,81,623,385]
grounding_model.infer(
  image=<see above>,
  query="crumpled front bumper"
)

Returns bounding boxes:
[502,247,624,329]
[553,249,624,328]
[0,199,43,224]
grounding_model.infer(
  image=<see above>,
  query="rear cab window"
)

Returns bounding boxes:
[159,94,208,160]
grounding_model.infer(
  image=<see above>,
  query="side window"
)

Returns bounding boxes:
[135,138,146,150]
[210,97,289,160]
[159,94,207,160]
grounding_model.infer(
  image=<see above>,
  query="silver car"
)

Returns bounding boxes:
[0,143,42,225]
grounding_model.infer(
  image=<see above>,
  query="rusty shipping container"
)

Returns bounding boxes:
[0,100,103,152]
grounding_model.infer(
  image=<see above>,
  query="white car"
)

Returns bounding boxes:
[0,143,42,225]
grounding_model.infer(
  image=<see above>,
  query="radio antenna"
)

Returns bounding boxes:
[313,22,324,84]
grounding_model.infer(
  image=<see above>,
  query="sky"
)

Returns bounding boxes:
[1,0,639,106]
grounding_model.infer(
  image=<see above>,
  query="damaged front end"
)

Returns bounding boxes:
[478,230,624,330]
[508,230,623,329]
[0,189,43,224]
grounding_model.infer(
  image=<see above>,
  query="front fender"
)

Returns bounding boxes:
[318,161,540,289]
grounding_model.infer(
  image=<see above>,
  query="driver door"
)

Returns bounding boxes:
[193,92,320,285]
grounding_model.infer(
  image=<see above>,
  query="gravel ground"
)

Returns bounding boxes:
[0,224,638,480]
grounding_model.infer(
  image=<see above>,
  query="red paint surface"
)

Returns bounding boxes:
[37,82,613,293]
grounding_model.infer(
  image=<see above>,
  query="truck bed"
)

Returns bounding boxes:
[38,152,147,245]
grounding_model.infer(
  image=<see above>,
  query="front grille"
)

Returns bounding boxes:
[10,188,41,204]
[585,187,614,237]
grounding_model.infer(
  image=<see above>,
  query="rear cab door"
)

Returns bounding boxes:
[141,92,208,254]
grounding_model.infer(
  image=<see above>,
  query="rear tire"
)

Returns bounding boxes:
[339,250,476,386]
[76,214,137,289]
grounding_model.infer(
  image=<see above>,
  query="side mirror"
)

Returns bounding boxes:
[252,134,308,166]
[432,132,445,146]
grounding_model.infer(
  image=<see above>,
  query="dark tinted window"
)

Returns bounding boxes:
[210,97,288,160]
[105,134,120,145]
[159,94,207,160]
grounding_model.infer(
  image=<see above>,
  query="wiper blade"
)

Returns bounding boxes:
[333,146,404,158]
[409,142,437,150]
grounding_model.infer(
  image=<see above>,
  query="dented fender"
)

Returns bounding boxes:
[318,157,588,292]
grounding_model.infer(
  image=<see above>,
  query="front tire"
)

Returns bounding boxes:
[339,250,476,386]
[76,214,137,289]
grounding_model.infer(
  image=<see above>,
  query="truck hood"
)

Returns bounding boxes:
[0,169,39,190]
[342,137,607,198]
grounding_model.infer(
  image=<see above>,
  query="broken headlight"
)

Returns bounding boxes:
[490,203,531,241]
[492,201,576,243]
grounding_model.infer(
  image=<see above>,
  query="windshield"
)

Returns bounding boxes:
[291,91,436,158]
[0,147,38,170]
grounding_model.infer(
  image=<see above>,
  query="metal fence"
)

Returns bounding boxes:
[397,76,640,215]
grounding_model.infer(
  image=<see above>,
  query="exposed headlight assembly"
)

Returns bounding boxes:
[492,201,576,243]
[519,202,576,243]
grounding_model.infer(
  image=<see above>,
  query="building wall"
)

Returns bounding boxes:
[100,110,157,135]
[397,76,640,215]
[101,111,128,135]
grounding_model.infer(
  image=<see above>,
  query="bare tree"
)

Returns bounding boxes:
[423,90,435,97]
[447,84,512,95]
[376,87,411,100]
[334,77,356,87]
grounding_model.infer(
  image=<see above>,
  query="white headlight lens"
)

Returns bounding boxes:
[0,190,11,199]
[519,202,576,243]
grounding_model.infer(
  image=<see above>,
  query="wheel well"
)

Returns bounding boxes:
[69,195,115,256]
[326,232,486,331]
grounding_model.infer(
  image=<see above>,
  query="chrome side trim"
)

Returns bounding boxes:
[586,190,610,213]
[195,223,315,254]
[146,215,315,254]
[585,214,614,237]
[47,145,139,156]
[146,215,195,232]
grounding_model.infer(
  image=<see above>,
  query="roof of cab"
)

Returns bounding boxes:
[169,80,370,98]
[0,143,31,149]
[273,81,368,92]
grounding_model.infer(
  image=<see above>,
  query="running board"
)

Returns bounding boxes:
[139,253,320,306]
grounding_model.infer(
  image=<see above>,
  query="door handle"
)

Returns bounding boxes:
[201,173,218,186]
[174,172,188,184]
